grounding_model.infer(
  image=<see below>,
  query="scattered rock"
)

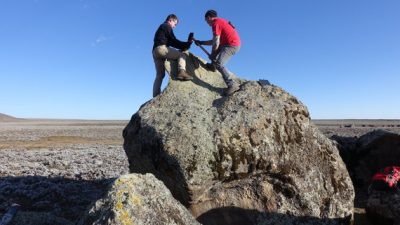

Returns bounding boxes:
[0,146,129,223]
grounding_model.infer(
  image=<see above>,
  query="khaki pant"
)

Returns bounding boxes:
[152,45,187,97]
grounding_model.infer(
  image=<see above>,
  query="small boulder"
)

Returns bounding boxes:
[77,173,201,225]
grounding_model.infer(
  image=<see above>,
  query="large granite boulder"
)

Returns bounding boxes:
[77,173,200,225]
[353,131,400,225]
[123,54,354,224]
[354,130,400,186]
[331,130,400,184]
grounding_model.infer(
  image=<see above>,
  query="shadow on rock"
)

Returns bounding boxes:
[197,206,352,225]
[0,176,114,223]
[187,53,225,94]
[123,113,192,207]
[168,53,225,94]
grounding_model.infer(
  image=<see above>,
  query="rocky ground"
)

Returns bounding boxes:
[0,119,399,224]
[314,119,400,138]
[0,120,129,224]
[314,119,400,225]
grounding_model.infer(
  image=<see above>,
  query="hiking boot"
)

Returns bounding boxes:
[224,83,240,96]
[177,69,192,81]
[205,63,216,72]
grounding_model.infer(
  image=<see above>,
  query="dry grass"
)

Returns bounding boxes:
[0,135,123,150]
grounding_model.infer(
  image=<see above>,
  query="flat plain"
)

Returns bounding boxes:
[1,118,399,224]
[0,119,129,178]
[0,119,129,224]
[314,119,400,137]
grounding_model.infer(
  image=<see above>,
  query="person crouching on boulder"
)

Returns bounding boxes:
[195,10,241,96]
[152,14,193,97]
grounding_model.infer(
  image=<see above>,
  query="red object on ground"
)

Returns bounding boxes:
[370,166,400,191]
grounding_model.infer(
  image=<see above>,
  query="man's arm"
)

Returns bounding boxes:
[210,35,220,59]
[167,26,191,50]
[198,40,213,46]
[195,35,220,60]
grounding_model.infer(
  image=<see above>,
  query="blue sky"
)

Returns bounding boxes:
[1,0,399,120]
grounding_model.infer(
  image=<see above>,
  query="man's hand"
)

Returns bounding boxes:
[187,32,194,43]
[209,52,217,61]
[182,41,192,51]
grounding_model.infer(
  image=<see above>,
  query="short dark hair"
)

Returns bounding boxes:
[165,14,178,22]
[205,10,217,18]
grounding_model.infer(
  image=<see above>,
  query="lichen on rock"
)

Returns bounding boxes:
[77,173,200,225]
[123,54,355,224]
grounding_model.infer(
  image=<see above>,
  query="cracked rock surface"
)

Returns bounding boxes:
[123,55,355,224]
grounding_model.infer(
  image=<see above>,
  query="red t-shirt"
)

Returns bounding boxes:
[212,18,241,46]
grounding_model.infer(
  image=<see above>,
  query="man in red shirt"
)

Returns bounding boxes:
[196,10,241,95]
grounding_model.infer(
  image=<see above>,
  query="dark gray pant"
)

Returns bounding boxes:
[215,45,240,87]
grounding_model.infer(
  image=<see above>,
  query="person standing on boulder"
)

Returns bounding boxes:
[195,10,241,95]
[152,14,193,97]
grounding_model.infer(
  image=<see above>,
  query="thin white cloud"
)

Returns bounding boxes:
[91,35,114,47]
[79,0,91,9]
[82,3,90,9]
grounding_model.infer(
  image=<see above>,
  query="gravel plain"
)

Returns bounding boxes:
[1,119,399,224]
[313,119,400,137]
[0,120,129,224]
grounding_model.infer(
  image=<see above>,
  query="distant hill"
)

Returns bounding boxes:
[0,113,22,122]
